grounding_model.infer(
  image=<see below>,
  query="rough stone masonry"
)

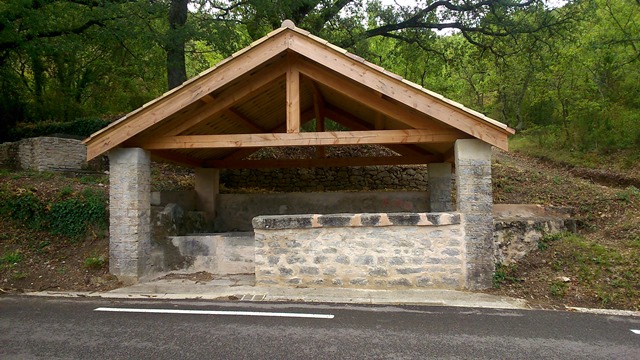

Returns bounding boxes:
[253,213,465,289]
[108,148,151,283]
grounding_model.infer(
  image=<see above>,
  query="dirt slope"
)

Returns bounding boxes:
[1,151,638,309]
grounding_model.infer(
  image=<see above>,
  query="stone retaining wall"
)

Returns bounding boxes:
[215,191,430,232]
[253,213,466,289]
[494,218,576,264]
[0,137,88,171]
[221,166,429,192]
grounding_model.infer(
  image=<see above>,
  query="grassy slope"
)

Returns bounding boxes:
[489,149,640,310]
[1,152,639,310]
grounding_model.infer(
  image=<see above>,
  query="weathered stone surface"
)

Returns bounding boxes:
[254,214,466,290]
[494,217,577,264]
[455,139,494,290]
[221,166,429,193]
[109,148,151,282]
[1,137,90,171]
[252,212,460,230]
[427,163,454,212]
[216,192,430,232]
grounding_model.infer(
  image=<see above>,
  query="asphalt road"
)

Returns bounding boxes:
[1,296,639,359]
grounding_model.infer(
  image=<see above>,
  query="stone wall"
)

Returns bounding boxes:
[0,137,88,171]
[221,166,429,192]
[108,148,151,283]
[166,233,254,275]
[215,191,430,232]
[253,213,466,289]
[494,218,574,264]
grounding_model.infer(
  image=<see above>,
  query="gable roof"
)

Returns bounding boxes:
[84,20,514,168]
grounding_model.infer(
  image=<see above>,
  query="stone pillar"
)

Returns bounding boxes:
[427,163,453,212]
[195,168,219,221]
[108,148,151,284]
[454,139,494,290]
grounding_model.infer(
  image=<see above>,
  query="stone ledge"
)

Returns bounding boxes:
[252,212,461,230]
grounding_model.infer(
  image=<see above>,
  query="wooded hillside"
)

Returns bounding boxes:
[1,0,638,161]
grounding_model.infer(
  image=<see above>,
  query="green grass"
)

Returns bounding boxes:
[84,255,106,270]
[545,233,639,307]
[492,263,522,288]
[0,251,22,266]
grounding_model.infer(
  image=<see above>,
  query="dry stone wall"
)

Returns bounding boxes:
[221,166,429,192]
[253,213,466,289]
[0,137,88,171]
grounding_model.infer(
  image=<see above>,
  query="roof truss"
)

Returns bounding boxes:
[85,25,513,169]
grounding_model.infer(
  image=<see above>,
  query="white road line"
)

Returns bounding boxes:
[94,307,334,319]
[631,329,640,334]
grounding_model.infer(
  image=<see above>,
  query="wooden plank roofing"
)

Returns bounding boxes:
[84,20,514,169]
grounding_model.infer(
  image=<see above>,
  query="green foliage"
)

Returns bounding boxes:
[84,255,106,270]
[493,263,522,288]
[616,186,640,202]
[8,117,111,141]
[0,187,108,240]
[0,251,23,267]
[538,233,564,251]
[0,189,46,227]
[48,189,108,239]
[549,280,568,297]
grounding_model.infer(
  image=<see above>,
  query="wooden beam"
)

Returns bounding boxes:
[286,63,301,133]
[225,108,266,132]
[290,37,511,149]
[85,36,290,160]
[375,112,384,130]
[201,94,216,104]
[297,60,449,132]
[150,150,204,168]
[163,61,288,137]
[306,77,326,158]
[221,108,316,162]
[323,106,438,158]
[443,146,456,164]
[139,129,462,150]
[205,155,442,169]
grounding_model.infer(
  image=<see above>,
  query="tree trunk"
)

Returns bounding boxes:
[167,0,188,90]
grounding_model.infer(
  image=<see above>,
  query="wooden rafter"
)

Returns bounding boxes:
[305,77,326,158]
[225,108,266,133]
[375,112,384,130]
[220,108,316,162]
[323,105,443,158]
[150,150,204,168]
[85,36,290,160]
[85,27,513,165]
[289,34,511,149]
[163,61,288,137]
[297,60,450,133]
[204,155,442,169]
[138,129,462,150]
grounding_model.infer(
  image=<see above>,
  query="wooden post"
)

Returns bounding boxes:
[286,61,300,133]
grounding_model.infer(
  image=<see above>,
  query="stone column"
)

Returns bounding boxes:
[195,168,219,221]
[108,148,151,284]
[427,163,453,212]
[454,139,494,290]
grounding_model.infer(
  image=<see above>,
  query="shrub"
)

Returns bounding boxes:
[0,187,108,241]
[8,117,110,141]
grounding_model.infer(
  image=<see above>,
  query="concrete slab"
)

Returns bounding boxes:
[26,275,527,310]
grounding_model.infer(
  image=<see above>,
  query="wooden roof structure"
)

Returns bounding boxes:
[84,20,514,169]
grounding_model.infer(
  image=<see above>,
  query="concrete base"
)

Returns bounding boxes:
[168,233,254,275]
